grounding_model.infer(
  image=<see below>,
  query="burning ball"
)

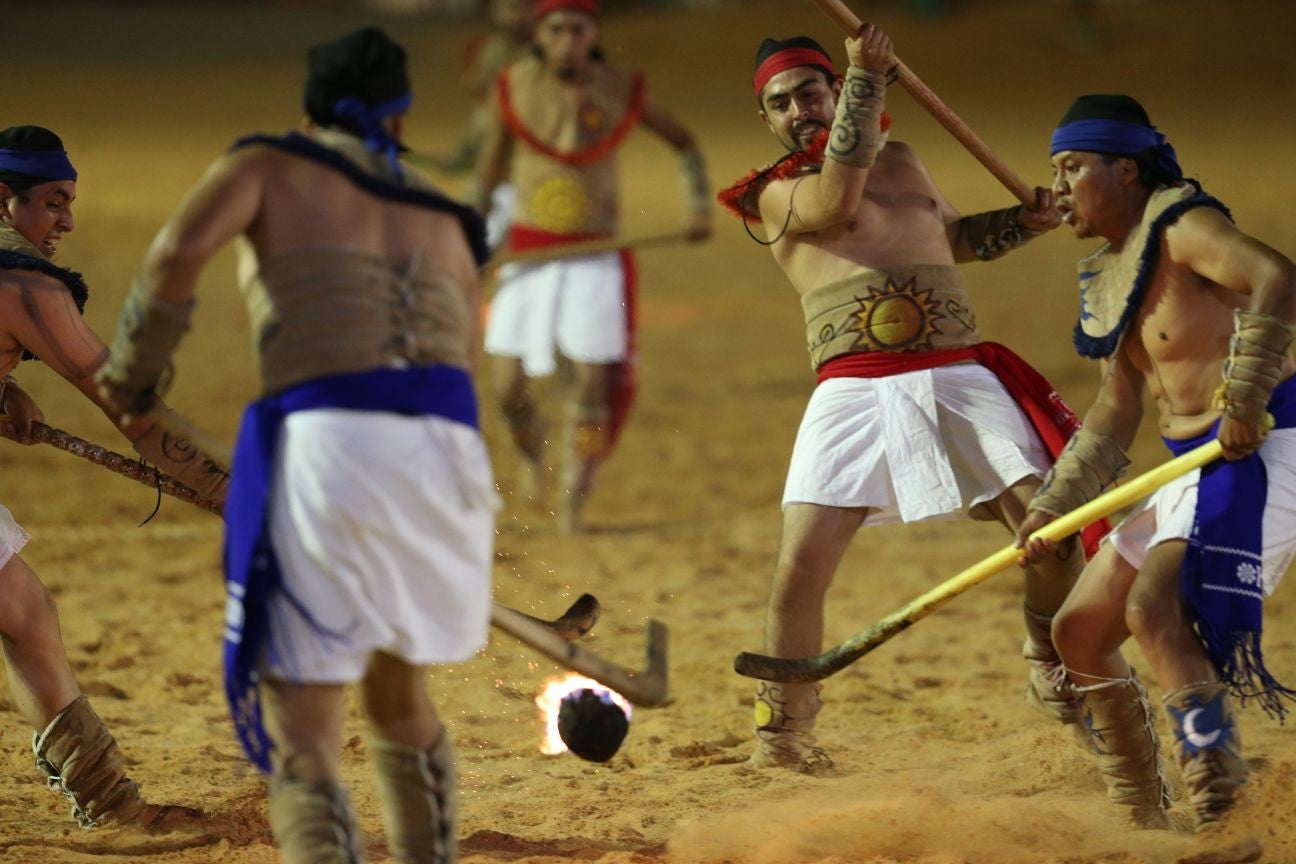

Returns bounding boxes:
[557,687,629,762]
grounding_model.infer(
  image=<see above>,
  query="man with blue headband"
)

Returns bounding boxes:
[96,27,495,863]
[1019,94,1296,831]
[0,125,227,830]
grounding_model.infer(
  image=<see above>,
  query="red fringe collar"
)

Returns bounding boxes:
[716,131,827,223]
[497,68,645,167]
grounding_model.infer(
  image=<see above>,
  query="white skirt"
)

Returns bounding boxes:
[484,252,628,377]
[261,410,499,684]
[1108,428,1296,596]
[0,503,29,569]
[782,364,1052,523]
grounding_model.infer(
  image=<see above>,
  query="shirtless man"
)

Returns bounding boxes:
[1017,94,1296,830]
[474,0,712,532]
[717,29,1095,772]
[96,28,495,862]
[0,125,226,829]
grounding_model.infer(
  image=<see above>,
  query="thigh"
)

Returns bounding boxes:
[776,503,870,583]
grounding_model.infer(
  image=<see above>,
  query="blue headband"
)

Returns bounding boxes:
[0,148,77,182]
[327,92,412,181]
[1051,118,1182,181]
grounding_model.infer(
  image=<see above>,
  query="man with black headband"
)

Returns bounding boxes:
[96,27,495,863]
[0,125,226,830]
[474,0,712,533]
[718,30,1098,774]
[1018,94,1296,831]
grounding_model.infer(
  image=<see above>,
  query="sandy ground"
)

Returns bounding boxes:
[2,1,1296,862]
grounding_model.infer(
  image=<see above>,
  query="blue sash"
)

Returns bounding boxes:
[1166,375,1296,720]
[222,365,478,771]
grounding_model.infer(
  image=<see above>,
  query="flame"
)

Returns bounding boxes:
[535,674,633,755]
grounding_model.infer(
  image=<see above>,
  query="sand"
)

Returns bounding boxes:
[2,1,1295,861]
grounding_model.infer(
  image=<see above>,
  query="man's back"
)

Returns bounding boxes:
[239,141,479,292]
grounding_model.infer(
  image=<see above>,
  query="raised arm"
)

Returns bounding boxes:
[96,148,264,418]
[756,26,893,236]
[638,97,712,241]
[1167,207,1296,458]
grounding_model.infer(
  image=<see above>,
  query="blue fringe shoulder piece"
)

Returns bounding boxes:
[0,250,89,362]
[231,132,489,268]
[1073,181,1232,359]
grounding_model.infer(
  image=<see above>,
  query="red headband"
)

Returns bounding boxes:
[535,0,598,18]
[753,47,836,97]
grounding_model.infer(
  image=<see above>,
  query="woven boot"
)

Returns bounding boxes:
[1164,682,1249,831]
[268,772,365,864]
[32,695,199,830]
[369,734,458,864]
[1022,606,1088,747]
[1078,671,1171,828]
[749,680,832,774]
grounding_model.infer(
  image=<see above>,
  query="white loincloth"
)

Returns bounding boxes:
[261,409,499,683]
[0,503,29,569]
[782,364,1052,523]
[1108,428,1296,596]
[484,251,627,377]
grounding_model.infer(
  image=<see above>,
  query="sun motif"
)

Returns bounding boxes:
[848,276,944,352]
[528,174,591,234]
[579,103,607,134]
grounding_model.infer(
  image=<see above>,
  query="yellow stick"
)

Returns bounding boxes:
[492,231,692,266]
[734,439,1224,681]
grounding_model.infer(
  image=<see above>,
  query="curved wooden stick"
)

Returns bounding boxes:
[735,439,1225,681]
[809,0,1036,207]
[2,419,221,515]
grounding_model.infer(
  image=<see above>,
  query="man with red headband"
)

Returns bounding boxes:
[719,29,1097,773]
[474,0,712,533]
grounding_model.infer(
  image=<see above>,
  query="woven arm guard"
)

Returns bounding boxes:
[1028,427,1131,518]
[1215,310,1294,425]
[97,278,194,413]
[953,205,1045,261]
[826,67,888,169]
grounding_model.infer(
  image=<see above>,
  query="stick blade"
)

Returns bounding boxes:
[733,649,839,683]
[620,619,669,707]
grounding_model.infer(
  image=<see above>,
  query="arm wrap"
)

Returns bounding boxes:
[99,278,194,410]
[954,205,1045,261]
[130,423,229,505]
[679,148,711,215]
[1028,427,1131,518]
[1214,310,1294,425]
[826,67,888,169]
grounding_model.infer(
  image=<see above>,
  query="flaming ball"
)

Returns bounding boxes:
[557,687,629,762]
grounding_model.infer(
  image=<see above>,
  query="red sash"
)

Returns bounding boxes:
[506,225,637,452]
[819,343,1111,558]
[497,69,645,167]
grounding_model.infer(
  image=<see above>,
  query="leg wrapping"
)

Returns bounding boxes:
[268,772,365,864]
[1022,605,1085,728]
[1164,681,1249,831]
[32,695,148,829]
[1077,670,1171,827]
[750,680,833,773]
[369,734,458,864]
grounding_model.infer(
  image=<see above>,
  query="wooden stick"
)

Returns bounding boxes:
[492,603,669,707]
[809,0,1036,207]
[1,419,221,515]
[492,231,692,267]
[734,439,1225,681]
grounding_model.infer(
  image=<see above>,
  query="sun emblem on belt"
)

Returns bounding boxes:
[529,175,591,234]
[849,276,944,351]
